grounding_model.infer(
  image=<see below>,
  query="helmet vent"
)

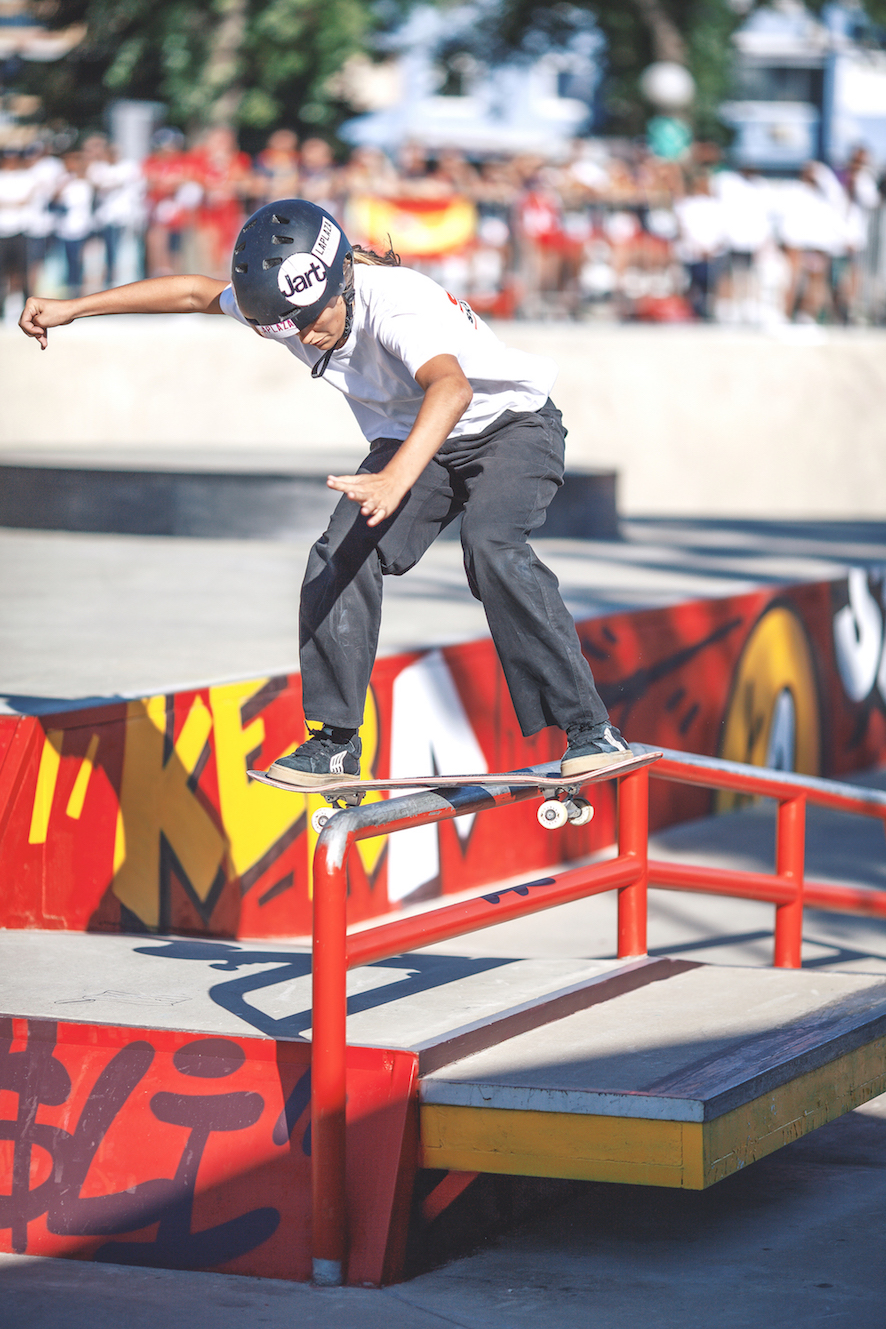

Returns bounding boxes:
[234,262,248,273]
[234,241,246,254]
[262,256,283,269]
[242,218,257,232]
[271,234,294,244]
[270,213,290,225]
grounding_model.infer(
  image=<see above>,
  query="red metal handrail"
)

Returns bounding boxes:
[638,745,886,939]
[308,746,886,1284]
[309,760,652,1284]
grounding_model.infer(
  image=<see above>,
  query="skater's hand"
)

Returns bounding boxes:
[327,355,471,527]
[19,296,80,349]
[327,470,408,527]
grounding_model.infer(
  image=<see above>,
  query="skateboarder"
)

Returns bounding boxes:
[19,198,629,785]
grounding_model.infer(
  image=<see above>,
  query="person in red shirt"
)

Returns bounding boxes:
[142,129,196,277]
[190,126,251,278]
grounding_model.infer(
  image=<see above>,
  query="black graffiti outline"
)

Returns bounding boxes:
[0,1021,280,1266]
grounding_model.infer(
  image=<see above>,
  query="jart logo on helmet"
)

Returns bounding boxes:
[278,253,328,307]
[277,219,343,309]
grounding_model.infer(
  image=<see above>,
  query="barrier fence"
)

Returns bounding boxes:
[307,746,886,1284]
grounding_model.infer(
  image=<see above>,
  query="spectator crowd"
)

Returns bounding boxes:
[1,121,884,327]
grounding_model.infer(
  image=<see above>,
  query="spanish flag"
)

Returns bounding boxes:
[347,195,478,259]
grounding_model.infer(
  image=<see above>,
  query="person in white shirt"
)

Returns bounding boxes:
[712,169,773,322]
[674,172,727,320]
[54,150,95,296]
[776,162,846,322]
[20,141,65,296]
[85,134,145,287]
[18,198,631,784]
[0,150,34,315]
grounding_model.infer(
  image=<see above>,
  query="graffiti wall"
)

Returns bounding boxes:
[1,573,884,940]
[0,1013,417,1283]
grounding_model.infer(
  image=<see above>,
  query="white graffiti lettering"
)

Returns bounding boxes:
[833,568,885,703]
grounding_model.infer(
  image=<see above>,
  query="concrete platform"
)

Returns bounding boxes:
[3,930,884,1201]
[420,964,886,1188]
[0,928,629,1055]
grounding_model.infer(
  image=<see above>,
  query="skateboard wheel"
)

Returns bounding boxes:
[538,799,569,829]
[567,798,594,827]
[311,807,334,834]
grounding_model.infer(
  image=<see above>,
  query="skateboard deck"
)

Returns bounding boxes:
[247,748,660,799]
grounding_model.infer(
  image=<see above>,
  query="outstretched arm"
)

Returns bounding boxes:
[327,353,473,526]
[19,274,229,350]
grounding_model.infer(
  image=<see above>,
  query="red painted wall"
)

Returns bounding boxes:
[0,1014,417,1284]
[1,576,883,939]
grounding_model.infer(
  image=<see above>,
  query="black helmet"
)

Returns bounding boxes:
[231,199,352,334]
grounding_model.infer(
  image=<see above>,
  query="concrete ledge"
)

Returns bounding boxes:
[0,462,619,540]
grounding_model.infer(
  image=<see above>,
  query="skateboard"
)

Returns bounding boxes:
[248,749,661,833]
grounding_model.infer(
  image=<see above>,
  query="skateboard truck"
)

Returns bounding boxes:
[311,790,364,834]
[536,784,594,830]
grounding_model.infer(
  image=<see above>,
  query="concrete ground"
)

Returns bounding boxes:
[2,515,885,1324]
[3,1093,885,1327]
[2,515,885,714]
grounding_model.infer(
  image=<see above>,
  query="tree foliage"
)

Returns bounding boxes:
[496,0,886,140]
[24,0,373,140]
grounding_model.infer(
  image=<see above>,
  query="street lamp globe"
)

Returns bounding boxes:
[639,61,696,111]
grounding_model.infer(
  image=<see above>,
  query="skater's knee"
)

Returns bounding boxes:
[461,520,522,570]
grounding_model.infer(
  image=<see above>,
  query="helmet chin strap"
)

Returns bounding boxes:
[310,281,355,380]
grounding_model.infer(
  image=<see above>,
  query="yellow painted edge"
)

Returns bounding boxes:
[419,1038,886,1191]
[702,1039,886,1186]
[419,1104,693,1187]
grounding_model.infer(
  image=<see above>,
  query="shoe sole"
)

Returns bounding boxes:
[266,762,360,787]
[560,750,632,779]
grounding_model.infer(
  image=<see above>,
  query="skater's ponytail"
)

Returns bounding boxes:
[352,240,401,267]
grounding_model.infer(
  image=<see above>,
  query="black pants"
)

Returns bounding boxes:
[299,399,608,737]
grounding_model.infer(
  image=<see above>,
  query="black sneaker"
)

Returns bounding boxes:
[268,725,362,787]
[561,721,631,778]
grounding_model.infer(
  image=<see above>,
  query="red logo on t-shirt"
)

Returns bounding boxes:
[446,291,477,329]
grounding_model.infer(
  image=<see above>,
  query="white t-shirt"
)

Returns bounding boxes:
[712,171,772,253]
[674,194,728,263]
[55,176,94,242]
[0,168,34,238]
[220,264,558,442]
[22,155,64,238]
[776,181,846,255]
[88,158,145,228]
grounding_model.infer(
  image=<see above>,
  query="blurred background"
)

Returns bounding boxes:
[2,0,886,326]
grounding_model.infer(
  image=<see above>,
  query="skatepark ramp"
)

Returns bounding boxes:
[2,747,885,1287]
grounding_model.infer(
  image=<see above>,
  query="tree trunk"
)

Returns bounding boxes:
[203,0,249,125]
[632,0,688,65]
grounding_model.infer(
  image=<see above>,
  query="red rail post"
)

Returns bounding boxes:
[310,840,349,1286]
[773,794,806,969]
[617,765,649,958]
